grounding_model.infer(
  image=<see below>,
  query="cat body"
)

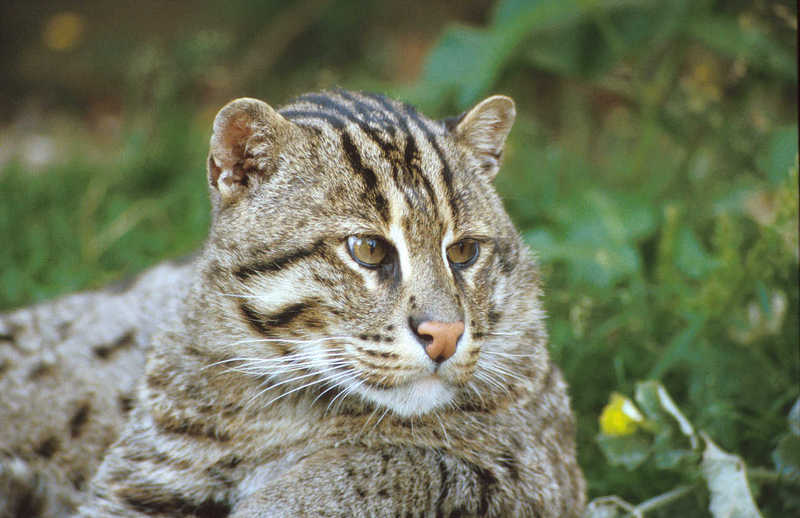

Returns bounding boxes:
[0,261,193,517]
[2,90,585,517]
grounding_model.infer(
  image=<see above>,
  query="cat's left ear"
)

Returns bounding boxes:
[449,95,516,180]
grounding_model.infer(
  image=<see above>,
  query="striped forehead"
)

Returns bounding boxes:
[278,90,458,230]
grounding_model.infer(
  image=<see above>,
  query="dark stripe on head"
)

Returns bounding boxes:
[362,92,443,220]
[400,103,457,209]
[404,135,438,209]
[340,130,391,223]
[334,89,398,131]
[235,241,325,281]
[340,130,378,191]
[329,89,400,143]
[239,301,315,338]
[281,109,346,130]
[282,107,390,223]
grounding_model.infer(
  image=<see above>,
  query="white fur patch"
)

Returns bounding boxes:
[389,223,411,280]
[356,373,455,417]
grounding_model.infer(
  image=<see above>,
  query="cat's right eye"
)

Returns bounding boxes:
[347,236,390,268]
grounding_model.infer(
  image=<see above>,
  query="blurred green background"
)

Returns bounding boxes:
[0,1,797,516]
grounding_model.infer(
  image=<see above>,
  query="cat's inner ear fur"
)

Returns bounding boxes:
[451,95,516,180]
[207,97,291,204]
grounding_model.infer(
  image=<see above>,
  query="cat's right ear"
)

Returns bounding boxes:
[207,97,292,205]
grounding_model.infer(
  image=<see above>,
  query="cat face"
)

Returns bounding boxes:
[202,90,547,417]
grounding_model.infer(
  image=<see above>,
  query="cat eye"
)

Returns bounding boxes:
[446,239,479,269]
[347,236,390,268]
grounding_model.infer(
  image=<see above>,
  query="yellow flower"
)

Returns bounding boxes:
[43,12,85,52]
[600,393,644,436]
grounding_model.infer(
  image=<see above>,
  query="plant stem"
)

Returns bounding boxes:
[634,484,695,515]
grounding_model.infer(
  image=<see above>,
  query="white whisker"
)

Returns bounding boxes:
[244,363,350,406]
[370,406,391,434]
[223,335,354,347]
[481,350,536,359]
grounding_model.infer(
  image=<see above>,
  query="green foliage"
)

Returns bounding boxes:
[0,114,210,306]
[414,0,798,515]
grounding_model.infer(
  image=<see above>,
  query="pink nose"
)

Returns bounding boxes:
[416,320,464,363]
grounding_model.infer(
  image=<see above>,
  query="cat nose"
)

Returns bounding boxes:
[412,319,465,363]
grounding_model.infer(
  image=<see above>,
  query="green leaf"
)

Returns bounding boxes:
[597,433,651,470]
[635,381,698,447]
[417,25,515,108]
[524,190,657,287]
[675,226,719,279]
[701,435,764,518]
[757,126,799,185]
[491,0,585,31]
[773,434,800,482]
[686,16,797,81]
[789,398,800,436]
[648,316,704,379]
[417,0,596,107]
[652,447,695,470]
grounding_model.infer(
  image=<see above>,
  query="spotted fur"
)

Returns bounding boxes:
[3,90,585,517]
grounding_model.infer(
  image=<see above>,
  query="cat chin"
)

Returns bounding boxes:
[358,375,455,417]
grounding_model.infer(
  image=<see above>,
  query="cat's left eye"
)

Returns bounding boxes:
[446,239,479,269]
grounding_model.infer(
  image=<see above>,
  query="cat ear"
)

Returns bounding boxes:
[207,97,292,204]
[451,95,516,180]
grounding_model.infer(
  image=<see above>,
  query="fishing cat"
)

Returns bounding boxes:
[1,89,585,517]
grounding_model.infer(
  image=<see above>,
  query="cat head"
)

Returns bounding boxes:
[200,90,548,417]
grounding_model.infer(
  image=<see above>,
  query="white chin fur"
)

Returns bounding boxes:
[357,376,455,417]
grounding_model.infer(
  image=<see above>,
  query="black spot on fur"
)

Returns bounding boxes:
[35,436,59,458]
[27,361,54,380]
[121,491,231,518]
[0,358,10,377]
[69,403,91,438]
[487,310,501,328]
[185,344,204,357]
[118,393,135,413]
[93,330,136,359]
[57,321,72,340]
[69,469,87,490]
[215,455,242,470]
[434,456,450,516]
[146,371,168,389]
[499,450,520,481]
[157,418,231,442]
